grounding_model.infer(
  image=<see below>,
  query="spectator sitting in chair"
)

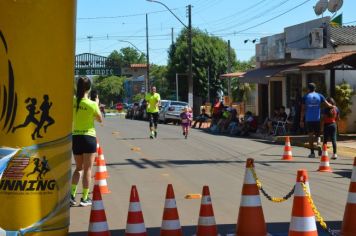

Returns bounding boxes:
[238,111,257,136]
[192,108,210,129]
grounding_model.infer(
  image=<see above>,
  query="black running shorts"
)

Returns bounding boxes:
[72,135,97,155]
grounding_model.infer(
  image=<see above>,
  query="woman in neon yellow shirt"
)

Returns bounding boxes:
[71,77,102,207]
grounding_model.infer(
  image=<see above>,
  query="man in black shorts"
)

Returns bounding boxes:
[300,83,333,158]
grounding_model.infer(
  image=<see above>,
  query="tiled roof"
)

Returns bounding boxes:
[299,51,356,70]
[220,71,245,79]
[130,64,147,68]
[330,26,356,45]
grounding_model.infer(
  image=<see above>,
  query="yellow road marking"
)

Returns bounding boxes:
[184,194,202,199]
[130,146,141,152]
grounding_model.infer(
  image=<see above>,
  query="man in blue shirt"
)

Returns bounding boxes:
[300,83,333,158]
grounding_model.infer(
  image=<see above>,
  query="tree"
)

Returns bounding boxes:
[92,76,126,106]
[231,57,256,102]
[167,28,237,103]
[108,47,146,68]
[150,64,173,99]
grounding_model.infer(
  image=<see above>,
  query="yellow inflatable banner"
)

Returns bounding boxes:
[0,0,76,235]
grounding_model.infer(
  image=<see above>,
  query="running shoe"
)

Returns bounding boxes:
[331,153,338,160]
[80,197,92,207]
[154,131,157,138]
[308,153,316,158]
[185,134,188,139]
[70,195,76,206]
[183,131,186,136]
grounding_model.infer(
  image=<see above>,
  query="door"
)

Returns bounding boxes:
[270,81,283,114]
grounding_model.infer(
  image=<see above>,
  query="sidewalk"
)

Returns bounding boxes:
[251,133,356,159]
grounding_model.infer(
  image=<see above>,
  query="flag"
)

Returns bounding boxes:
[330,13,342,27]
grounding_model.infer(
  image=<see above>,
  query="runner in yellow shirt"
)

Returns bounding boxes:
[71,77,103,207]
[145,86,161,139]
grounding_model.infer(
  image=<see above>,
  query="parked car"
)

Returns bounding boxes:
[158,100,188,124]
[125,103,139,119]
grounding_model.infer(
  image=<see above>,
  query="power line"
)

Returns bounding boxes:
[211,0,293,33]
[218,0,313,35]
[77,8,181,20]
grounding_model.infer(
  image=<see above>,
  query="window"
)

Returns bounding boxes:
[307,73,327,96]
[286,74,302,108]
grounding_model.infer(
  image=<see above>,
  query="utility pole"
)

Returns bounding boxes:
[87,35,93,53]
[146,14,150,93]
[171,28,174,45]
[207,66,210,103]
[187,5,193,110]
[227,40,232,100]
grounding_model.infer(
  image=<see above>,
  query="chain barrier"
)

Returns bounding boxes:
[249,167,295,203]
[301,182,338,236]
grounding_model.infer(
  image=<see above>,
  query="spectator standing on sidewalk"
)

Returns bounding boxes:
[322,97,340,159]
[71,77,103,207]
[145,86,161,139]
[300,83,334,158]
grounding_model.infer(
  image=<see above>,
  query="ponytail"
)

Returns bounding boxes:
[76,77,91,112]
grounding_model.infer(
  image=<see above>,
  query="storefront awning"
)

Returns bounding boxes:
[239,64,299,84]
[299,51,356,70]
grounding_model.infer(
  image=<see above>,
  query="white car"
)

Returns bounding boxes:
[158,100,188,124]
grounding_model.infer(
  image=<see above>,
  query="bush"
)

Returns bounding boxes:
[334,82,355,119]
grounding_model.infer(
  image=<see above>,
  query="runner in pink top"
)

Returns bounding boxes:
[180,107,192,139]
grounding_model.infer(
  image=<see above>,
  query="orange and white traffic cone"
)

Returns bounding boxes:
[94,161,111,194]
[289,169,317,236]
[196,185,218,236]
[95,158,109,180]
[236,158,267,236]
[341,157,356,236]
[97,145,106,161]
[88,185,111,236]
[317,144,332,172]
[125,185,147,236]
[95,139,100,163]
[282,136,293,160]
[160,184,182,236]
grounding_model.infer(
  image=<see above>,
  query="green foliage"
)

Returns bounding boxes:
[167,28,237,101]
[107,47,146,68]
[150,64,173,99]
[132,93,145,102]
[334,81,355,119]
[92,76,126,105]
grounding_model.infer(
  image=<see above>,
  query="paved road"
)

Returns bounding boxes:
[69,116,353,235]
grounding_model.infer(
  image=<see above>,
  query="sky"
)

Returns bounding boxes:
[76,0,356,65]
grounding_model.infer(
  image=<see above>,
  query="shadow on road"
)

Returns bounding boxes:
[69,221,342,236]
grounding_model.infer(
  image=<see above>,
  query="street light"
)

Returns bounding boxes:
[146,0,194,111]
[118,40,145,55]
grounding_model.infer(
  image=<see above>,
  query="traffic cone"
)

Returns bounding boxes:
[160,184,182,236]
[95,158,109,180]
[88,185,111,236]
[125,185,147,236]
[317,144,332,172]
[341,157,356,236]
[282,136,293,160]
[97,145,106,161]
[236,158,267,236]
[289,169,317,236]
[196,185,218,236]
[95,139,100,163]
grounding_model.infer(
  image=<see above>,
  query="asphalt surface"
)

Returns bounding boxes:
[69,116,353,235]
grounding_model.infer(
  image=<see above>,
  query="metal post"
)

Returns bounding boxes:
[207,66,210,103]
[176,73,179,101]
[227,39,232,99]
[187,5,193,108]
[146,14,150,93]
[87,35,93,53]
